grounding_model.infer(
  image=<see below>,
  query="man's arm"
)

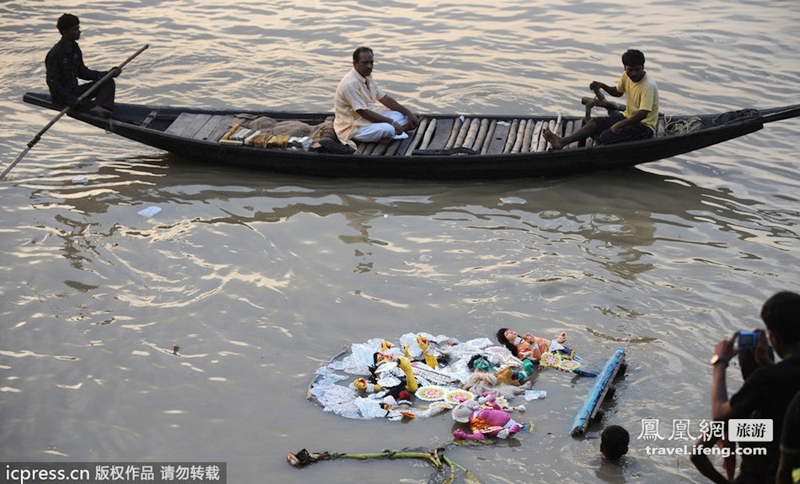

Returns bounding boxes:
[690,434,730,484]
[355,107,407,135]
[711,333,739,421]
[610,109,649,134]
[589,81,623,98]
[378,95,420,130]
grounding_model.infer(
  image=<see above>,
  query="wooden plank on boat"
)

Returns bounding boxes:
[194,115,231,141]
[503,119,520,153]
[530,120,544,152]
[486,121,510,155]
[165,113,213,138]
[385,138,403,156]
[521,118,534,152]
[403,118,428,156]
[206,115,237,142]
[140,109,159,128]
[511,119,527,153]
[538,119,555,152]
[454,118,472,148]
[480,120,497,155]
[372,142,389,156]
[444,117,463,150]
[165,113,200,136]
[357,142,376,155]
[566,120,580,149]
[426,118,454,151]
[461,118,481,150]
[418,118,437,151]
[472,118,490,152]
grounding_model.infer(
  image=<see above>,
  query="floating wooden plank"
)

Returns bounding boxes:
[426,118,454,151]
[503,119,520,153]
[444,117,463,150]
[480,120,497,155]
[486,121,511,155]
[418,118,437,151]
[571,348,626,437]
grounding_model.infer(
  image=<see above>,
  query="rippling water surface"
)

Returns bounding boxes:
[1,1,799,483]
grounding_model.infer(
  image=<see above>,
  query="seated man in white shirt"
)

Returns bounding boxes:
[333,46,420,149]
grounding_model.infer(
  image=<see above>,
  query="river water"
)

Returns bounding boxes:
[1,1,799,483]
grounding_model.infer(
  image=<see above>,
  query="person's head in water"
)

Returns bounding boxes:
[600,425,630,462]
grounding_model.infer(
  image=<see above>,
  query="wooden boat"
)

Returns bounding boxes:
[22,92,800,180]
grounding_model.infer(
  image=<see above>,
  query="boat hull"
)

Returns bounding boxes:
[23,92,782,180]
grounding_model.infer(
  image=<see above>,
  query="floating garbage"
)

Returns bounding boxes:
[71,176,88,184]
[137,206,162,217]
[525,390,547,401]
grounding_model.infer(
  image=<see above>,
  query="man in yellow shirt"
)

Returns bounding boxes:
[543,49,658,149]
[334,47,420,149]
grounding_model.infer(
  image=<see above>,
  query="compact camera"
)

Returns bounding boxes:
[737,331,758,349]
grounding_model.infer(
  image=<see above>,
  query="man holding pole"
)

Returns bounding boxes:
[1,20,146,180]
[45,14,119,118]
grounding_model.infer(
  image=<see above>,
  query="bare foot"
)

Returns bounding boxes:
[89,106,112,118]
[541,127,565,150]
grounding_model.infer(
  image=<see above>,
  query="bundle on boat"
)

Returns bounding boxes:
[217,115,337,151]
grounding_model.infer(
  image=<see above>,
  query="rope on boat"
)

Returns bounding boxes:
[665,115,703,135]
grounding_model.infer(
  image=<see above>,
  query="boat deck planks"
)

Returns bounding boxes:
[194,115,234,141]
[426,118,454,151]
[486,122,511,155]
[165,113,210,138]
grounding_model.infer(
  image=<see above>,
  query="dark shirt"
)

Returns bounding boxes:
[729,357,800,483]
[782,390,800,453]
[45,38,104,107]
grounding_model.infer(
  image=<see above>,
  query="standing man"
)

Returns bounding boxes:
[46,14,118,118]
[708,291,800,484]
[542,49,658,149]
[334,46,420,149]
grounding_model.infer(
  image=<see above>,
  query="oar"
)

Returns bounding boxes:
[1,43,149,181]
